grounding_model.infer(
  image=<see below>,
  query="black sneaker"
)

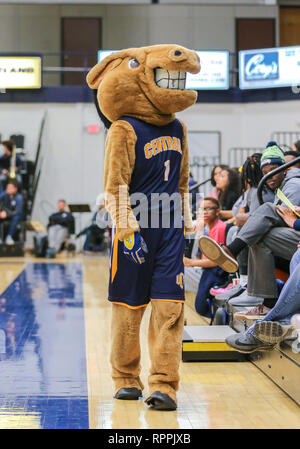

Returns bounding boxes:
[114,387,142,400]
[225,331,275,353]
[145,392,177,411]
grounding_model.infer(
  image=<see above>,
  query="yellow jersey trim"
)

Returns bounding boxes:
[111,234,119,283]
[111,301,148,310]
[151,298,185,304]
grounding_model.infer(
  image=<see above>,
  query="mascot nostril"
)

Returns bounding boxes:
[87,44,199,411]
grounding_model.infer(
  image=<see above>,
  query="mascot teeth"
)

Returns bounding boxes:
[154,68,186,90]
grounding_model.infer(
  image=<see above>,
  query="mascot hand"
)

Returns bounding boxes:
[123,232,148,264]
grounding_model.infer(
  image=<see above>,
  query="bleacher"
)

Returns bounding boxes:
[184,152,300,406]
[0,127,42,257]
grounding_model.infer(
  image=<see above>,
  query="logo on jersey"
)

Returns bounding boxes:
[124,233,134,250]
[144,136,182,159]
[176,272,184,290]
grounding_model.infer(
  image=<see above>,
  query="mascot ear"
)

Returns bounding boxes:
[86,57,123,89]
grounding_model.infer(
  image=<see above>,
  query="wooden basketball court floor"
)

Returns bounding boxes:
[0,255,299,429]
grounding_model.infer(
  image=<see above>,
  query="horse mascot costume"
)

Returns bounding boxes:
[87,44,200,410]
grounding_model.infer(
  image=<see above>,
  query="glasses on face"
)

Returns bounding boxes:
[203,207,218,212]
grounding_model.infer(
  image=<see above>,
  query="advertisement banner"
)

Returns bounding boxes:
[239,46,300,90]
[98,50,229,90]
[186,51,229,90]
[0,56,42,89]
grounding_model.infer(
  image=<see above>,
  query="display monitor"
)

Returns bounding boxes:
[239,46,300,90]
[98,50,229,90]
[0,55,42,89]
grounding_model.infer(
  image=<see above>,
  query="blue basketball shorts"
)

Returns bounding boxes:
[108,226,185,308]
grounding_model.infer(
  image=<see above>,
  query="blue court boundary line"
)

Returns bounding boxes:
[0,261,90,429]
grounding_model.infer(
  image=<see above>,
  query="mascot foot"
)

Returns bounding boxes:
[114,387,143,400]
[145,391,177,411]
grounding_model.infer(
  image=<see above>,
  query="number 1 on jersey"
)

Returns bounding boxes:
[164,160,170,181]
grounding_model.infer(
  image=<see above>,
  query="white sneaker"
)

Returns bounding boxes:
[228,290,263,307]
[5,235,14,245]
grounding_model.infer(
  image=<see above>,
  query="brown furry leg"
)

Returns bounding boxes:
[110,303,146,395]
[148,301,185,404]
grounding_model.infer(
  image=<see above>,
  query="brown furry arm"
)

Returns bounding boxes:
[103,120,140,240]
[178,118,194,233]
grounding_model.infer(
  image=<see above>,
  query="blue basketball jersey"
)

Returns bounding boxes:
[118,116,184,228]
[109,117,186,307]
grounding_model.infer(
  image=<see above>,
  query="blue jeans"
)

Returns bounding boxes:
[0,213,22,239]
[195,266,227,317]
[248,249,300,334]
[7,213,22,238]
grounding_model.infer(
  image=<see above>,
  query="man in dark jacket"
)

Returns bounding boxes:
[0,179,23,244]
[46,200,75,257]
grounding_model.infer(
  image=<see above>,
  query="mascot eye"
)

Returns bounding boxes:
[128,59,140,69]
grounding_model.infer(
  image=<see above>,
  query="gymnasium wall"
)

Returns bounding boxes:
[0,102,105,229]
[0,3,278,54]
[0,3,279,87]
[0,99,299,227]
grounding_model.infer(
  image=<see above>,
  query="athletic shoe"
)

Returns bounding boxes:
[228,290,263,307]
[198,236,238,273]
[5,235,14,245]
[225,332,275,353]
[114,387,142,400]
[210,283,233,296]
[215,284,245,301]
[254,321,295,345]
[145,391,177,411]
[234,304,271,321]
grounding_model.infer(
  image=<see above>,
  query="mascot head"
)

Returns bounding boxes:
[87,44,200,127]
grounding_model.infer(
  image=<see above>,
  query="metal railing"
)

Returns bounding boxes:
[270,132,300,150]
[228,147,265,168]
[40,51,95,86]
[29,112,47,216]
[189,156,219,197]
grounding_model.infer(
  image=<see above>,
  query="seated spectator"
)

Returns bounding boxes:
[226,241,300,353]
[284,150,300,170]
[46,199,75,258]
[208,164,229,200]
[77,197,107,253]
[77,213,106,253]
[225,155,263,286]
[183,197,228,318]
[292,140,300,153]
[227,155,276,275]
[0,179,23,245]
[233,154,263,219]
[198,142,300,316]
[215,156,276,305]
[216,168,241,221]
[0,140,22,188]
